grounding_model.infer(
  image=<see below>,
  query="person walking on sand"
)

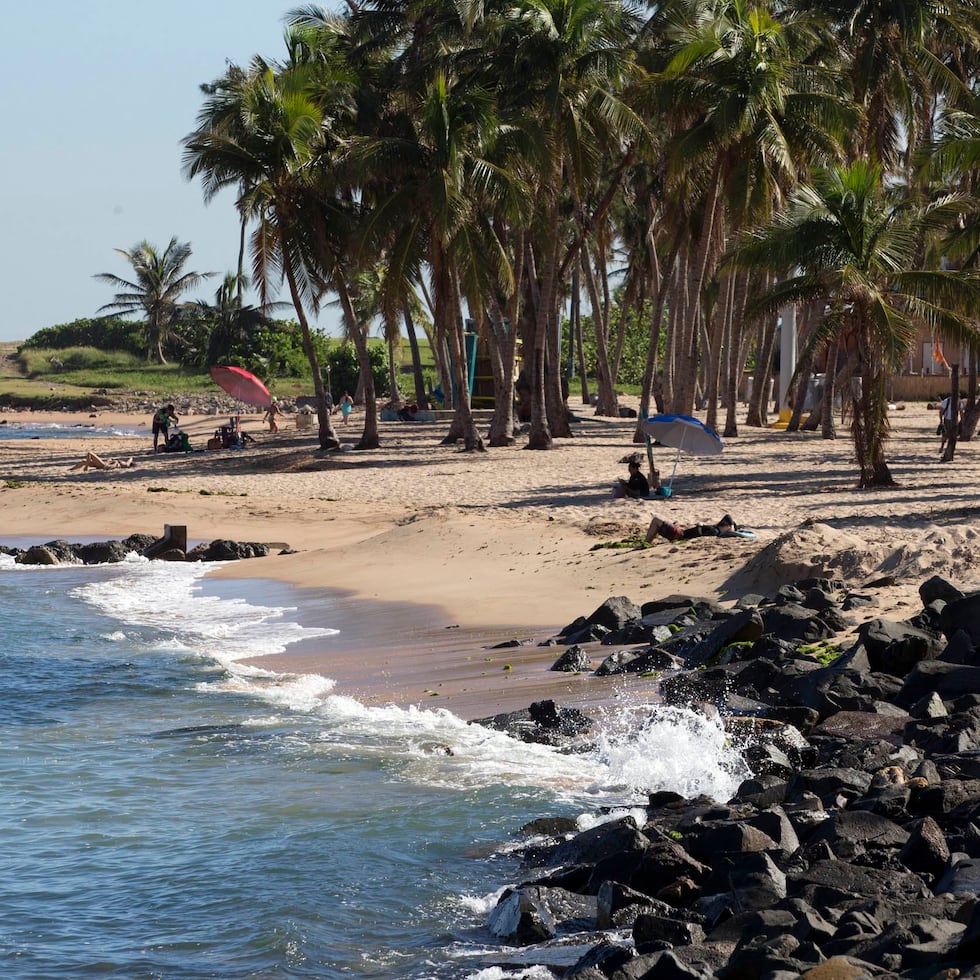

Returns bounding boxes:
[152,404,178,453]
[264,396,283,434]
[340,392,353,425]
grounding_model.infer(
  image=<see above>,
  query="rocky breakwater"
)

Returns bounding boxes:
[474,575,980,978]
[3,535,288,566]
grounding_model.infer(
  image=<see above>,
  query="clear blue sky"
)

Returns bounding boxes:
[1,1,343,343]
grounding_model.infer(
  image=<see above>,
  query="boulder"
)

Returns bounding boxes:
[898,662,980,707]
[192,539,271,561]
[15,545,60,566]
[940,592,980,646]
[487,885,597,945]
[550,645,592,672]
[899,815,950,879]
[920,574,966,606]
[76,540,129,565]
[551,816,649,869]
[856,618,944,675]
[583,595,642,632]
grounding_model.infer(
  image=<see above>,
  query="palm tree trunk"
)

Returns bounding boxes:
[746,310,778,427]
[786,302,816,433]
[402,303,428,408]
[436,255,484,451]
[486,305,517,447]
[674,166,722,413]
[281,249,339,451]
[385,316,401,403]
[581,244,618,417]
[527,230,554,450]
[334,274,378,450]
[662,253,687,411]
[572,265,589,405]
[853,330,895,487]
[545,303,572,437]
[820,341,840,440]
[941,363,961,462]
[635,233,679,441]
[704,269,733,433]
[722,269,750,438]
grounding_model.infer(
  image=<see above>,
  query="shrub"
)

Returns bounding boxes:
[326,343,388,399]
[17,347,145,378]
[22,318,143,356]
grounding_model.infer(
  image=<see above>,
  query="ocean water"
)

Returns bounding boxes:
[0,421,144,440]
[0,554,750,979]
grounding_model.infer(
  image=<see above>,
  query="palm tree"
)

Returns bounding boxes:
[195,273,279,367]
[183,57,347,450]
[734,159,980,487]
[94,238,212,363]
[644,0,855,421]
[789,0,980,169]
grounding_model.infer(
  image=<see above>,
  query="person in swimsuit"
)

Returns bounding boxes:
[152,404,178,453]
[646,514,736,542]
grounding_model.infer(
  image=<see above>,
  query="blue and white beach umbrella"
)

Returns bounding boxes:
[640,413,724,494]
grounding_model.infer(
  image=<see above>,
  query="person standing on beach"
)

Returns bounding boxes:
[340,392,353,425]
[152,404,178,453]
[938,393,960,454]
[264,396,283,434]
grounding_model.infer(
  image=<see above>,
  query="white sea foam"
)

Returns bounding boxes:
[576,807,649,832]
[467,968,556,980]
[306,694,749,804]
[68,560,338,713]
[66,560,749,805]
[590,702,750,801]
[458,888,508,916]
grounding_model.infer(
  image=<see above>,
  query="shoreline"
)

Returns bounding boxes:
[3,401,979,719]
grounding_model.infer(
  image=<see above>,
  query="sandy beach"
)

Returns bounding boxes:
[2,400,978,719]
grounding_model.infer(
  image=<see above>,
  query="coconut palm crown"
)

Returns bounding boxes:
[733,159,980,487]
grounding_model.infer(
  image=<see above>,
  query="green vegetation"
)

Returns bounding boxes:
[23,318,144,355]
[1,325,431,410]
[798,642,843,665]
[589,536,651,551]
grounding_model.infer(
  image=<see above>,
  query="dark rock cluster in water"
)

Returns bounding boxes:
[476,575,980,978]
[1,536,283,565]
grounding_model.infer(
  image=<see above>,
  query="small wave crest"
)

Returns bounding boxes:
[302,696,749,804]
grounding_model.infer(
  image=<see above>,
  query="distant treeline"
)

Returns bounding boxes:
[20,317,389,398]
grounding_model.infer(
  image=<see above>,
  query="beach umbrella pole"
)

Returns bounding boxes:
[666,428,687,489]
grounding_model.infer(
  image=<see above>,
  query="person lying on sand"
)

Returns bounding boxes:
[646,513,737,542]
[69,452,134,472]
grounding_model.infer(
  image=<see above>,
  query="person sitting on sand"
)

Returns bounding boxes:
[646,513,736,542]
[613,460,650,499]
[152,404,178,453]
[69,452,134,472]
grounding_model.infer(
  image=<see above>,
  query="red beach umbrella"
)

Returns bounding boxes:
[209,365,273,409]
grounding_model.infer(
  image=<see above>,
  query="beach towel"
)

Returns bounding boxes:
[720,528,757,540]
